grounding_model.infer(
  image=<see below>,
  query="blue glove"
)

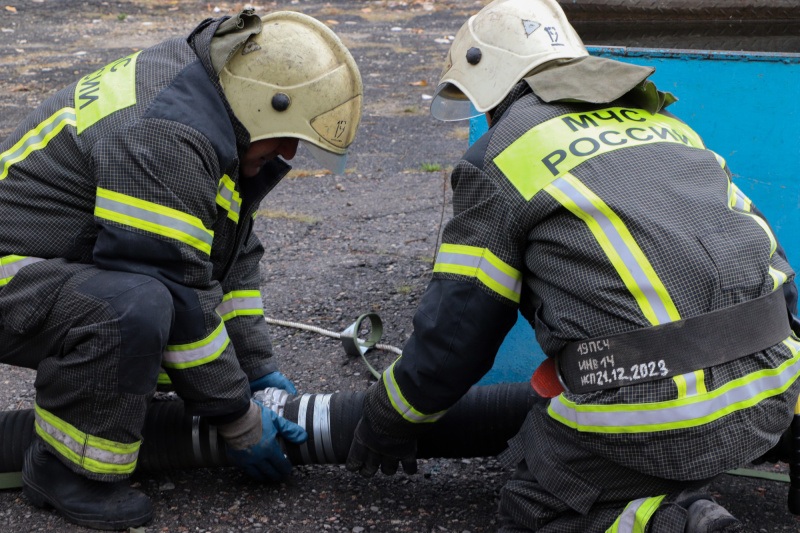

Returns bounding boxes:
[250,371,297,395]
[225,400,307,481]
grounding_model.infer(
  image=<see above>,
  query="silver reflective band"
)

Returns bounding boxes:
[216,295,263,319]
[217,181,241,219]
[551,176,674,325]
[0,255,44,283]
[615,497,647,532]
[163,324,229,365]
[35,411,139,467]
[430,83,482,122]
[0,108,76,178]
[95,194,214,250]
[436,250,522,298]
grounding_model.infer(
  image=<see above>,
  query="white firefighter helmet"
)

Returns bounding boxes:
[430,0,588,121]
[220,11,363,174]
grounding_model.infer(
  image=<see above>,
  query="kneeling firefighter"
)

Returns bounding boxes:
[0,9,362,530]
[346,1,800,532]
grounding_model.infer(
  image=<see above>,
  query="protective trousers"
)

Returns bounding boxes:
[497,396,710,533]
[0,261,173,481]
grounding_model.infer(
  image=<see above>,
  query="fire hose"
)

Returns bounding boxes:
[0,383,799,514]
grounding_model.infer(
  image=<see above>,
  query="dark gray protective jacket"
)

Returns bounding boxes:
[365,82,800,482]
[0,16,286,419]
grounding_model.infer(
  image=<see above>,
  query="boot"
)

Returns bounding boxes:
[685,499,744,533]
[22,439,153,531]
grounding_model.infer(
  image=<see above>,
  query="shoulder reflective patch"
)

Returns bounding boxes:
[216,174,241,223]
[433,243,522,303]
[383,360,447,424]
[216,290,264,321]
[544,173,680,326]
[35,403,140,475]
[493,107,705,201]
[0,255,44,286]
[94,187,214,255]
[163,321,230,369]
[549,335,800,433]
[75,51,141,134]
[0,107,76,180]
[605,495,665,533]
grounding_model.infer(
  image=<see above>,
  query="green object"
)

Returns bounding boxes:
[726,467,791,483]
[0,472,23,489]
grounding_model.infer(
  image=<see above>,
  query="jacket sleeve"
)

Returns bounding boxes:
[90,119,249,419]
[217,222,279,381]
[365,158,522,438]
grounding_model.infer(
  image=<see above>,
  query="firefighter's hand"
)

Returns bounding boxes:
[346,417,417,477]
[249,371,298,395]
[221,400,307,481]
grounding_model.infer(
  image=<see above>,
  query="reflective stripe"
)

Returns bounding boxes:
[216,174,241,223]
[34,403,139,475]
[545,173,680,326]
[606,495,665,533]
[95,187,214,255]
[726,182,787,290]
[157,370,172,385]
[493,106,704,200]
[216,290,264,321]
[0,255,44,286]
[433,243,523,303]
[383,360,447,424]
[549,335,800,433]
[673,370,706,399]
[0,107,76,180]
[728,183,752,212]
[163,321,230,369]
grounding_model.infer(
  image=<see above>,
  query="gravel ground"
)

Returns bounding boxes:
[1,1,800,532]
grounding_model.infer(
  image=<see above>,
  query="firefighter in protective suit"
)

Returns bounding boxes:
[0,9,362,530]
[346,1,800,531]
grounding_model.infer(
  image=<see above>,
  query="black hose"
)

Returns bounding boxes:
[789,412,800,514]
[0,382,537,474]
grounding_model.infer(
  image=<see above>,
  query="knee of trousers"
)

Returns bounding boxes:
[78,270,175,395]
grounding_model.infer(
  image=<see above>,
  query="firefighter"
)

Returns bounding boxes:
[346,1,799,532]
[0,9,362,530]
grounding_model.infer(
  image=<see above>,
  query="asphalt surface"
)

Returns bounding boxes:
[1,1,799,532]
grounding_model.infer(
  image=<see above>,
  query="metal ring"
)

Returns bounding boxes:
[318,394,336,464]
[312,395,327,464]
[191,416,202,465]
[297,394,312,465]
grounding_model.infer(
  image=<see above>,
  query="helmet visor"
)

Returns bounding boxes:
[430,83,482,122]
[301,141,348,175]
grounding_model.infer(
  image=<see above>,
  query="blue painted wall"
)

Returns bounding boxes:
[475,46,800,385]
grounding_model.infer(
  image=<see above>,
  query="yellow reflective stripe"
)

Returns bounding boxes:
[710,150,727,170]
[549,335,800,433]
[383,360,447,424]
[0,107,76,180]
[34,404,139,475]
[433,243,522,303]
[695,370,708,395]
[163,321,229,369]
[606,495,665,533]
[0,255,45,286]
[545,174,680,325]
[673,374,687,399]
[216,290,264,321]
[494,107,704,200]
[674,370,707,399]
[75,52,140,134]
[216,174,241,223]
[157,372,172,385]
[95,187,214,255]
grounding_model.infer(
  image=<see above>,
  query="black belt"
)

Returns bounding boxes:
[555,289,792,394]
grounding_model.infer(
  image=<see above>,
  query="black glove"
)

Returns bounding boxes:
[346,417,418,477]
